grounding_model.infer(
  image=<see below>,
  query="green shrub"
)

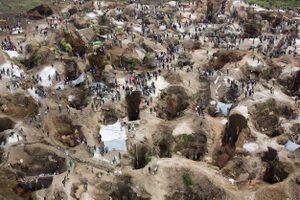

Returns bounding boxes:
[182,173,193,188]
[179,134,193,144]
[164,195,173,200]
[145,147,152,164]
[61,41,72,53]
[33,51,42,66]
[124,57,137,70]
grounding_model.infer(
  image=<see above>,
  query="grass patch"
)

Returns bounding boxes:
[182,173,193,188]
[0,0,45,13]
[164,195,173,200]
[145,147,152,165]
[246,0,300,9]
[61,41,73,53]
[179,134,193,144]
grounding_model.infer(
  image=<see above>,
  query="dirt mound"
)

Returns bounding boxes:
[126,91,141,121]
[250,99,297,137]
[0,117,15,132]
[177,52,193,66]
[255,185,289,200]
[260,59,282,80]
[174,132,207,161]
[163,71,182,84]
[207,50,246,70]
[216,113,250,168]
[121,45,142,70]
[54,116,85,147]
[71,15,88,29]
[11,145,66,176]
[156,86,189,120]
[0,94,38,119]
[170,171,226,200]
[27,5,54,20]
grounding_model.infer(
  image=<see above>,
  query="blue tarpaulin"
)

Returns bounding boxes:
[285,140,300,152]
[71,73,86,85]
[217,102,233,116]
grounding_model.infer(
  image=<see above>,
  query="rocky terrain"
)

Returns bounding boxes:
[0,0,300,200]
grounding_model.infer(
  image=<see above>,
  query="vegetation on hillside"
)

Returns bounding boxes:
[247,0,300,9]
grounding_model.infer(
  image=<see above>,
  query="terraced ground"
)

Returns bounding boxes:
[247,0,300,9]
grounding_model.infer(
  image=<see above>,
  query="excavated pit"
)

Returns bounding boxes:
[14,177,53,198]
[94,176,150,200]
[207,50,246,70]
[216,113,250,168]
[110,182,150,200]
[217,81,242,104]
[291,123,300,144]
[0,117,15,132]
[174,132,207,161]
[126,91,141,121]
[54,116,85,147]
[88,50,109,82]
[11,145,66,176]
[156,86,189,120]
[153,125,173,158]
[132,143,151,169]
[197,75,211,107]
[171,172,226,200]
[27,5,54,20]
[250,99,297,137]
[61,28,87,57]
[278,70,300,98]
[67,86,90,110]
[206,0,225,22]
[261,147,291,184]
[64,59,80,81]
[0,94,38,119]
[100,105,118,125]
[242,21,262,38]
[0,169,25,200]
[21,47,54,69]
